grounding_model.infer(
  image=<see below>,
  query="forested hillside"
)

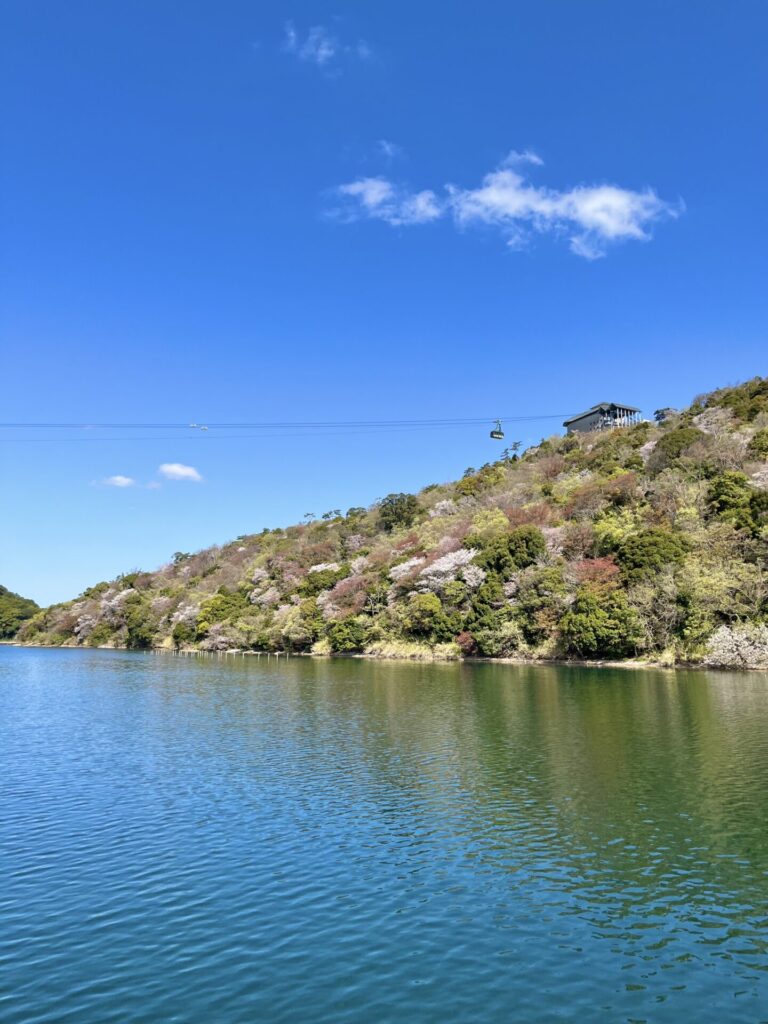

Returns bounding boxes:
[0,586,39,639]
[17,378,768,667]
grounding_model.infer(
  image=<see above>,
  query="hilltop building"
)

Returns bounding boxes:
[563,402,641,435]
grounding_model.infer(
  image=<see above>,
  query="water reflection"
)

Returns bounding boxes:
[2,649,768,1023]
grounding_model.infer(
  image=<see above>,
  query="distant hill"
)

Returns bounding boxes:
[16,377,768,668]
[0,586,40,639]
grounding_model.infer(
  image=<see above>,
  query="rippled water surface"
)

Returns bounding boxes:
[2,649,768,1022]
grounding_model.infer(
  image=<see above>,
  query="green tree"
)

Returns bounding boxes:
[707,471,755,531]
[327,616,368,652]
[514,566,567,646]
[378,492,420,532]
[401,593,454,642]
[0,585,39,639]
[198,588,251,624]
[172,620,196,648]
[466,574,506,632]
[560,585,643,658]
[123,595,156,649]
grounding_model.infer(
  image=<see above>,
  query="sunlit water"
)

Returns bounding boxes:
[2,649,768,1022]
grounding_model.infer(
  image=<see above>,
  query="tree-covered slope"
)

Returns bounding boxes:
[17,377,768,667]
[0,586,40,639]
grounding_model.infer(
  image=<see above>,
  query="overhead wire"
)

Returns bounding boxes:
[0,413,574,443]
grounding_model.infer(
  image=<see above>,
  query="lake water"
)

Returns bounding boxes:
[2,649,768,1022]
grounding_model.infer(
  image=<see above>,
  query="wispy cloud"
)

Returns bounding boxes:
[158,463,203,483]
[283,21,371,70]
[102,475,136,488]
[501,149,544,167]
[335,177,442,226]
[332,151,682,258]
[377,139,403,162]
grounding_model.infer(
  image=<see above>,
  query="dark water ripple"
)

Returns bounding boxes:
[2,650,768,1022]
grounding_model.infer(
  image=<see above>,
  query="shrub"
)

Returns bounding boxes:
[508,525,547,568]
[474,525,546,579]
[364,639,460,661]
[473,618,525,657]
[198,588,251,624]
[455,630,478,656]
[455,464,505,498]
[570,557,620,586]
[86,623,115,648]
[617,528,687,582]
[298,565,348,597]
[467,508,509,544]
[747,429,768,459]
[707,377,768,423]
[655,426,705,462]
[707,471,756,532]
[560,585,643,659]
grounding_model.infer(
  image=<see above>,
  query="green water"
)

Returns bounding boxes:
[2,648,768,1022]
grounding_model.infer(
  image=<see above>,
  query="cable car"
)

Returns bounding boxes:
[490,419,505,440]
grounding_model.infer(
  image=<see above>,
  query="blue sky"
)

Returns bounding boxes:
[2,1,766,605]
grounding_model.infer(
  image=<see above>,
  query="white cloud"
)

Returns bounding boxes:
[103,475,135,488]
[283,21,371,69]
[334,153,681,258]
[336,176,442,226]
[158,463,203,482]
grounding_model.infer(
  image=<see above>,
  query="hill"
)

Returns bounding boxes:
[16,378,768,668]
[0,586,40,639]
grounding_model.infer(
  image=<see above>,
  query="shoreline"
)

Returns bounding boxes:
[3,640,766,673]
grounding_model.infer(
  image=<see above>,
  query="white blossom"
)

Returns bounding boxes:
[308,562,340,574]
[542,526,565,558]
[251,586,280,607]
[74,614,98,639]
[428,499,458,518]
[200,624,238,651]
[316,589,340,620]
[170,602,199,626]
[704,624,768,668]
[350,555,369,575]
[151,596,173,617]
[418,548,478,593]
[389,556,425,582]
[251,567,270,584]
[99,588,134,624]
[461,564,487,590]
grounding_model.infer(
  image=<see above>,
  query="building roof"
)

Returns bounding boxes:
[563,402,641,427]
